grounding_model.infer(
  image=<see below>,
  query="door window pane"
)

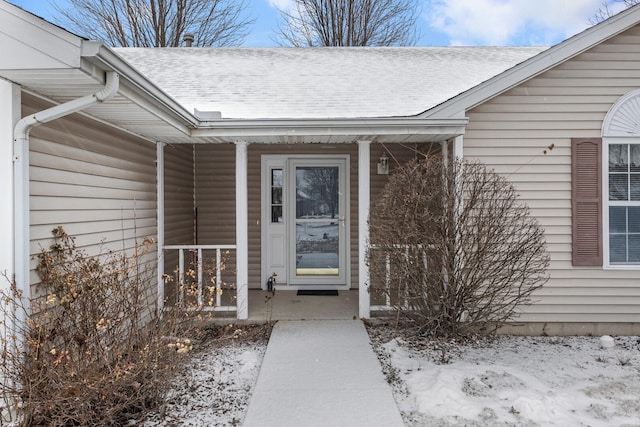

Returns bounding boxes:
[271,206,283,223]
[271,169,283,223]
[272,169,283,187]
[296,167,339,219]
[294,165,341,278]
[272,187,282,204]
[295,223,339,276]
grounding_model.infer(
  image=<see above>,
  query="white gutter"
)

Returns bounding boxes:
[81,41,197,134]
[13,71,119,312]
[191,117,469,138]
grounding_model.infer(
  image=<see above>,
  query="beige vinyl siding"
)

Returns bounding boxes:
[163,144,195,281]
[464,25,640,323]
[192,142,436,290]
[194,144,238,287]
[26,93,158,296]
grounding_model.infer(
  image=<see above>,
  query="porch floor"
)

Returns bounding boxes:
[246,289,359,322]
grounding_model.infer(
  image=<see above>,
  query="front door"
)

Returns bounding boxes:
[262,156,349,289]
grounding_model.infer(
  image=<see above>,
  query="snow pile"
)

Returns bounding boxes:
[373,334,640,427]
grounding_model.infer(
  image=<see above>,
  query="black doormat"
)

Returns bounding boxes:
[297,290,339,296]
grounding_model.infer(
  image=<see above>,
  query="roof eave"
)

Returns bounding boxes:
[80,41,198,135]
[191,117,468,141]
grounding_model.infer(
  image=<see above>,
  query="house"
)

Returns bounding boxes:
[1,0,639,335]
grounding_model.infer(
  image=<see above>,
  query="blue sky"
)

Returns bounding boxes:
[8,0,626,47]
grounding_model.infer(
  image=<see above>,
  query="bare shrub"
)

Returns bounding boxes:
[368,155,549,336]
[0,227,206,426]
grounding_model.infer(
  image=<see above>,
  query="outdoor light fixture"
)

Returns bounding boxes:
[377,153,389,175]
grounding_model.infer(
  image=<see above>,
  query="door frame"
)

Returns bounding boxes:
[261,154,350,290]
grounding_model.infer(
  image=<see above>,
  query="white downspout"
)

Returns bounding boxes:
[13,72,119,313]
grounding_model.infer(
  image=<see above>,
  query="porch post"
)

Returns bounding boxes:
[0,80,19,284]
[156,142,165,312]
[235,141,249,320]
[453,135,463,160]
[357,140,371,319]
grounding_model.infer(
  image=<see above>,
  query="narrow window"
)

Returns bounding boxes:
[271,168,283,223]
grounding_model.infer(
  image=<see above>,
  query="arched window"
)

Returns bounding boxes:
[602,89,640,266]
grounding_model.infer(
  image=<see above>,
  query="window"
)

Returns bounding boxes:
[607,143,640,264]
[271,168,283,223]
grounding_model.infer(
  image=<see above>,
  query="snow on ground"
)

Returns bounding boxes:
[142,338,267,427]
[139,324,640,427]
[369,329,640,427]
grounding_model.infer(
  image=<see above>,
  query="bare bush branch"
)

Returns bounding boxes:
[368,155,549,337]
[0,227,216,425]
[275,0,421,46]
[53,0,254,47]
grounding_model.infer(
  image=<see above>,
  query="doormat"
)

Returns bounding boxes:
[297,290,339,296]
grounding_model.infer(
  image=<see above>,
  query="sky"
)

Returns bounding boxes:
[7,0,629,47]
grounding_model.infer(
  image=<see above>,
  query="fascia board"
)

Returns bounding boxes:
[191,117,468,138]
[423,4,640,119]
[0,0,82,70]
[81,41,197,135]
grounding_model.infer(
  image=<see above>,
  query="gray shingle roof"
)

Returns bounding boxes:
[114,46,547,120]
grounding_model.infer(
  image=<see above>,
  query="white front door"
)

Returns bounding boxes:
[261,155,349,289]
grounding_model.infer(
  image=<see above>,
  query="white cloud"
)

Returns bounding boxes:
[424,0,613,46]
[268,0,294,10]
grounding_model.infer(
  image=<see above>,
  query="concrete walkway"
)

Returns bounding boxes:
[243,320,404,427]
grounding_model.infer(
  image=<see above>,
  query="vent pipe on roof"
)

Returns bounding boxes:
[184,33,194,47]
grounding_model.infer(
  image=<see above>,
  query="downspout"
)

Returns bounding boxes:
[13,71,119,314]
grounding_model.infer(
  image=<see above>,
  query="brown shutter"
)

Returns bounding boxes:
[571,138,602,266]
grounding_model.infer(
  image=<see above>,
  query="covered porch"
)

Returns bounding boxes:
[157,130,466,320]
[247,289,359,321]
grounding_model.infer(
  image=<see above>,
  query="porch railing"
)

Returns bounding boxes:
[369,244,432,312]
[163,245,237,312]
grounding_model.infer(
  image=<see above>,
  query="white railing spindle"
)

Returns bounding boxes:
[164,244,237,313]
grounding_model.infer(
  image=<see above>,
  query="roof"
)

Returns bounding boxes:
[3,0,640,142]
[114,47,547,120]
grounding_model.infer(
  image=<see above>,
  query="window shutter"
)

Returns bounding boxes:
[571,138,602,266]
